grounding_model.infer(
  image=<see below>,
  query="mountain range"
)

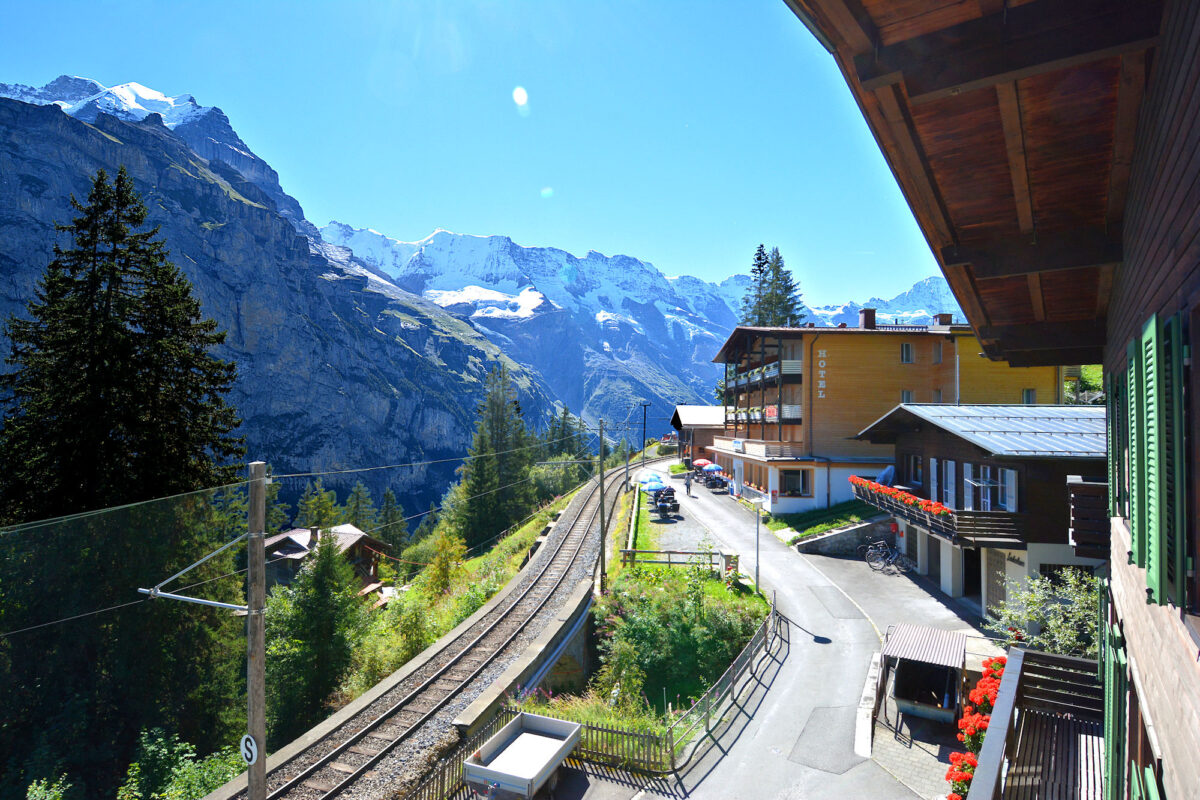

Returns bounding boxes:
[0,75,962,507]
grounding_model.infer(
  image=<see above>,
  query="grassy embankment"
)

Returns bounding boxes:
[760,498,878,545]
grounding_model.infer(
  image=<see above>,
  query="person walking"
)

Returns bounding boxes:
[684,470,692,497]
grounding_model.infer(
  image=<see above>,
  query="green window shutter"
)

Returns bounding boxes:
[1127,338,1145,567]
[1142,316,1162,599]
[1162,312,1187,606]
[1142,766,1163,800]
[1130,764,1145,800]
[1104,627,1129,800]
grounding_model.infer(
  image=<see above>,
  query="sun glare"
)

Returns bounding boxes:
[512,86,528,106]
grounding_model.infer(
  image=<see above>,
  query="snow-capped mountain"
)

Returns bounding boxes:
[0,76,313,233]
[806,276,963,327]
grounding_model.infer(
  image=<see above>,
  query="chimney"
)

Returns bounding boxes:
[309,526,321,548]
[859,308,876,329]
[935,312,953,325]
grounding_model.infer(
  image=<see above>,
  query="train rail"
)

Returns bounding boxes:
[232,457,668,800]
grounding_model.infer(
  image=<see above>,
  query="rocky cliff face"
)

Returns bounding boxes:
[0,97,554,508]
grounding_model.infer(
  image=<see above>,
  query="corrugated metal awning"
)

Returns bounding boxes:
[881,623,966,669]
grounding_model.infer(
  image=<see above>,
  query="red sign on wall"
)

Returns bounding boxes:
[771,489,778,502]
[765,405,778,420]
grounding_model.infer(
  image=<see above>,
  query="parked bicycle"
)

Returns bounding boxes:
[860,539,915,573]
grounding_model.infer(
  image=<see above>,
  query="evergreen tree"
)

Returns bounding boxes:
[295,478,338,529]
[759,247,805,327]
[376,488,407,549]
[340,480,378,531]
[739,244,770,325]
[265,533,366,746]
[448,364,535,549]
[0,168,244,797]
[412,502,438,542]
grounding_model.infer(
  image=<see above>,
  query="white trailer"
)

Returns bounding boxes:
[464,713,582,799]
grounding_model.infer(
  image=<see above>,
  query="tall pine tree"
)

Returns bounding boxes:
[0,168,244,798]
[340,480,378,531]
[448,363,535,549]
[739,244,770,325]
[376,488,407,550]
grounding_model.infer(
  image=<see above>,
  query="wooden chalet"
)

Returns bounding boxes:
[783,0,1198,796]
[856,404,1106,613]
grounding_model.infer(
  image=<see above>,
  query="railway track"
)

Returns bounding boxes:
[237,457,669,800]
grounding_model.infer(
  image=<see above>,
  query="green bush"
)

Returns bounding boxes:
[655,443,678,456]
[668,463,687,474]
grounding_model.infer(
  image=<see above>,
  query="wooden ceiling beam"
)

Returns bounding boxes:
[1001,346,1107,367]
[996,81,1034,234]
[978,319,1107,350]
[1107,51,1148,225]
[1027,273,1046,322]
[855,0,1162,105]
[941,227,1123,280]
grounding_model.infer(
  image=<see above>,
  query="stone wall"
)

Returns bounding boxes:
[793,518,893,556]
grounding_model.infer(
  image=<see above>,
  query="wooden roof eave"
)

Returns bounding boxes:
[789,0,1163,366]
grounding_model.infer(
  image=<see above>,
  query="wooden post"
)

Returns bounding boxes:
[247,461,267,800]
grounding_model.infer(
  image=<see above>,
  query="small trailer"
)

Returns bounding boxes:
[881,623,966,726]
[464,712,582,799]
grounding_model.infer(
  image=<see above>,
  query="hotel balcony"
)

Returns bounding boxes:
[851,482,1027,548]
[728,359,804,390]
[711,436,807,459]
[966,648,1103,800]
[723,404,802,426]
[1067,476,1109,561]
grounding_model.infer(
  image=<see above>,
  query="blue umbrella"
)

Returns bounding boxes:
[636,471,661,484]
[644,482,666,492]
[702,463,724,473]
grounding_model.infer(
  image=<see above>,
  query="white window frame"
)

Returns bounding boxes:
[1022,388,1036,404]
[962,464,974,510]
[999,468,1018,511]
[980,465,993,510]
[930,457,939,502]
[900,342,914,363]
[901,389,914,404]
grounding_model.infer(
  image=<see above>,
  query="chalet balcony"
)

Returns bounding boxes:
[851,482,1028,548]
[1067,476,1108,561]
[729,359,804,389]
[966,648,1104,800]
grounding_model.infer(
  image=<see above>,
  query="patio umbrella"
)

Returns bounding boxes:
[702,463,724,473]
[644,480,666,492]
[692,458,713,468]
[637,471,662,484]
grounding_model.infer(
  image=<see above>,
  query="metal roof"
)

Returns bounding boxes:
[670,404,725,429]
[881,623,966,669]
[859,404,1106,459]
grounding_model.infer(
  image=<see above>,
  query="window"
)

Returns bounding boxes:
[998,468,1018,511]
[933,341,943,364]
[1022,388,1036,404]
[901,390,914,404]
[781,469,813,497]
[905,454,923,486]
[980,465,993,510]
[962,464,974,510]
[943,460,956,508]
[900,342,914,363]
[930,457,939,501]
[933,389,943,403]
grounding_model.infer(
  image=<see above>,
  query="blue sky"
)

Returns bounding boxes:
[1,0,939,306]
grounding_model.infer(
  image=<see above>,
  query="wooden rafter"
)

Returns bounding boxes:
[1106,51,1147,226]
[978,319,1107,350]
[1004,346,1107,367]
[854,0,1162,105]
[873,83,954,244]
[942,227,1123,280]
[996,81,1034,234]
[1027,273,1046,322]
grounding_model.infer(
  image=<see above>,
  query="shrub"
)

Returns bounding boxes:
[984,569,1100,656]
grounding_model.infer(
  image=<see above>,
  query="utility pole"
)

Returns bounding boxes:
[640,402,651,467]
[624,449,631,492]
[598,418,607,591]
[247,461,267,800]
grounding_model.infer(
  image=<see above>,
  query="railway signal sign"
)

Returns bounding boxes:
[241,734,259,766]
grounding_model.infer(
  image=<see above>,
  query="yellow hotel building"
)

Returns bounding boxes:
[708,309,1063,514]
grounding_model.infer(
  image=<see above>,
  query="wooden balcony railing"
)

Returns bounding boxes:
[851,484,1027,547]
[1067,476,1109,561]
[966,648,1103,800]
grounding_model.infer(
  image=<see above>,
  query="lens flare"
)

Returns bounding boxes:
[512,86,528,106]
[540,187,554,199]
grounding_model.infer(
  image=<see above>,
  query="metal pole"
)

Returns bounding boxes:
[247,462,267,800]
[754,501,761,591]
[598,419,607,591]
[641,402,650,467]
[625,450,630,491]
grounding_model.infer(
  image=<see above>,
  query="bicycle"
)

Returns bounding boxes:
[857,538,890,561]
[864,541,915,573]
